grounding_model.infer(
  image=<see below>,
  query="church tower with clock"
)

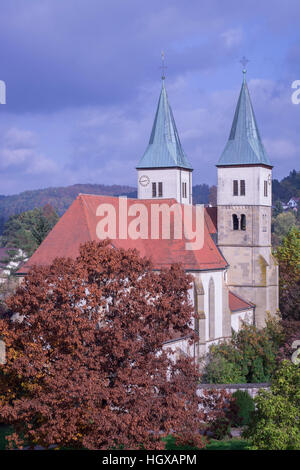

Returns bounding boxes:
[216,69,279,328]
[136,77,193,204]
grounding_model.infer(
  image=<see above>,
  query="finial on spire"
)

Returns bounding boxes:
[160,50,167,80]
[240,56,249,76]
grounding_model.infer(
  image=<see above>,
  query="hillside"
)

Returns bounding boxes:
[272,169,300,202]
[0,182,214,234]
[0,169,298,235]
[0,184,137,234]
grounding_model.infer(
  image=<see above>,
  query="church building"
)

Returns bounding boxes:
[17,70,279,360]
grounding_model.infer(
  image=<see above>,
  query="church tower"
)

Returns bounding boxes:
[136,77,193,204]
[217,70,279,328]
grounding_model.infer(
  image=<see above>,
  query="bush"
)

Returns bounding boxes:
[208,416,231,440]
[201,355,246,384]
[231,390,255,427]
[201,318,282,384]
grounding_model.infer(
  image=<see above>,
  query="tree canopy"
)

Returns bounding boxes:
[201,318,283,384]
[275,226,300,321]
[244,361,300,450]
[0,240,227,450]
[272,211,297,246]
[1,205,59,275]
[272,169,300,203]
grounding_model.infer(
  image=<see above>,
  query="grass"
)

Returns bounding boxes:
[164,434,251,451]
[0,424,251,451]
[205,439,250,450]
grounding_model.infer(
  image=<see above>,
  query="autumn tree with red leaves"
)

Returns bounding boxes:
[0,241,228,449]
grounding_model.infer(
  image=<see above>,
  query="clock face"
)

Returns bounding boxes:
[139,175,150,187]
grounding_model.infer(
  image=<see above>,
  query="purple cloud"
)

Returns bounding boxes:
[0,0,299,194]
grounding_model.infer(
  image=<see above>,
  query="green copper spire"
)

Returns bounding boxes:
[217,72,272,167]
[136,79,193,170]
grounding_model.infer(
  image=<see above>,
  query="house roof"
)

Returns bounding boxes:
[229,290,255,312]
[204,206,217,234]
[217,73,272,167]
[136,79,193,170]
[17,194,227,275]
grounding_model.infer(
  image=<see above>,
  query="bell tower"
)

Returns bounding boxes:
[136,75,193,204]
[217,69,279,327]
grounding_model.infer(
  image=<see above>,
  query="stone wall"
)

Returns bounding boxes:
[197,382,270,398]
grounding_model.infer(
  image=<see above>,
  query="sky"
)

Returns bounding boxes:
[0,0,299,195]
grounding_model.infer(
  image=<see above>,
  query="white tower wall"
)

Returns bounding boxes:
[137,168,192,204]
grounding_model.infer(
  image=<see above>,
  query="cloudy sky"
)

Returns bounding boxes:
[0,0,299,195]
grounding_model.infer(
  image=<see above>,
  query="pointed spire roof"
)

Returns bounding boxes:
[136,80,193,170]
[217,72,272,167]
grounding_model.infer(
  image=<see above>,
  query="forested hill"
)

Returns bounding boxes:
[272,169,300,202]
[0,169,298,235]
[0,184,137,234]
[0,183,213,235]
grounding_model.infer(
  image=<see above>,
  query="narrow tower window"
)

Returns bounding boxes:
[232,214,239,230]
[264,180,268,197]
[182,182,187,199]
[241,214,246,231]
[208,278,215,340]
[233,180,238,196]
[152,182,157,198]
[240,180,246,196]
[158,182,163,197]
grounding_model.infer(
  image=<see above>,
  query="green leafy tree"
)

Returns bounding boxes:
[201,319,283,384]
[244,361,300,450]
[208,185,217,206]
[272,200,283,217]
[1,205,59,276]
[201,355,246,384]
[272,170,300,202]
[275,227,300,321]
[231,390,255,427]
[272,211,297,245]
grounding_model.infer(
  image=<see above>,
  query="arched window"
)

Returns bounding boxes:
[232,214,239,230]
[241,214,246,231]
[208,277,215,340]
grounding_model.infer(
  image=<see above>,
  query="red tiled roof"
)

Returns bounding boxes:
[18,195,227,274]
[204,206,217,234]
[229,291,255,312]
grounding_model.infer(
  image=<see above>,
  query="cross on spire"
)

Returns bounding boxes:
[240,56,249,75]
[160,50,167,80]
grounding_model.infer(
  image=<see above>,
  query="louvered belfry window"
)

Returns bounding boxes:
[233,180,238,196]
[152,182,157,197]
[264,180,268,197]
[158,182,163,197]
[240,180,246,196]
